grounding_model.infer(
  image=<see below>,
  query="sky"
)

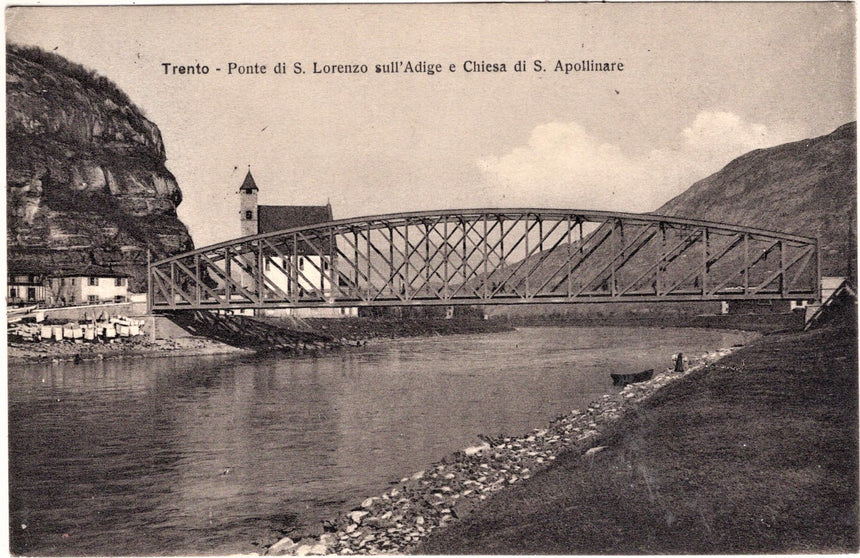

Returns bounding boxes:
[5,3,856,248]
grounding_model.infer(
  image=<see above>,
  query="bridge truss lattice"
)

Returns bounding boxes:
[148,209,819,312]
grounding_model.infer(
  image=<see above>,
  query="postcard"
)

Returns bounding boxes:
[6,3,856,556]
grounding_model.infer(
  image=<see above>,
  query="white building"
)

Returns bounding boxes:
[48,265,131,306]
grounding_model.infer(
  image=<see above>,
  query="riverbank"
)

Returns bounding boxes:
[299,316,513,342]
[7,335,250,365]
[7,316,513,365]
[262,344,746,555]
[418,320,858,553]
[498,311,806,332]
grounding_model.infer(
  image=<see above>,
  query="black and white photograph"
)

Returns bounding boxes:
[5,3,857,555]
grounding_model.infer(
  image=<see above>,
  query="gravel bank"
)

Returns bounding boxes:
[7,336,249,365]
[264,346,741,556]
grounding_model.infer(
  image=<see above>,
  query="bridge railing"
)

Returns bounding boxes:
[148,209,819,311]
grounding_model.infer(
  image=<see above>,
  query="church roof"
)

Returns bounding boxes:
[258,204,333,234]
[239,170,258,193]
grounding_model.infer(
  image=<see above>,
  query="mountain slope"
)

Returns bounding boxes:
[6,44,194,289]
[486,122,856,317]
[655,122,856,278]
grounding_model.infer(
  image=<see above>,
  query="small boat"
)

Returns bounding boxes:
[611,368,654,386]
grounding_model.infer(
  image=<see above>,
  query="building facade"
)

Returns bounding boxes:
[48,266,131,306]
[7,265,131,308]
[7,271,48,307]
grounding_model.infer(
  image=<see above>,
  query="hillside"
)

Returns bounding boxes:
[656,122,856,279]
[485,122,856,318]
[6,44,194,290]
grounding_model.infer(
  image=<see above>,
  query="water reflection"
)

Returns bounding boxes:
[9,326,756,555]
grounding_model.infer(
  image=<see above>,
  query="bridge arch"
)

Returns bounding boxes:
[148,209,819,312]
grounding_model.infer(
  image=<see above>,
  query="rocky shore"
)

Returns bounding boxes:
[7,336,249,365]
[264,346,741,556]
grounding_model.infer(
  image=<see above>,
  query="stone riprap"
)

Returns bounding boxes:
[265,347,739,556]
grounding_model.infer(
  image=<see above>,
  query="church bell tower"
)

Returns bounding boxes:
[239,169,259,237]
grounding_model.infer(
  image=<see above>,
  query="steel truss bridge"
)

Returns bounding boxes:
[147,209,819,312]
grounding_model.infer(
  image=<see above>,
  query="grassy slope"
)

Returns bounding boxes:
[419,319,858,554]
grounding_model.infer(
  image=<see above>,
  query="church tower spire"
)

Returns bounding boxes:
[239,168,259,236]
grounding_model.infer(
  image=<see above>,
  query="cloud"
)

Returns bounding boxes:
[681,111,774,162]
[478,111,797,212]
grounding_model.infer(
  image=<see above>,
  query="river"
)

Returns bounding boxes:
[8,326,755,555]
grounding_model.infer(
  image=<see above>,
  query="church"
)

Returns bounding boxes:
[238,170,333,238]
[238,169,356,317]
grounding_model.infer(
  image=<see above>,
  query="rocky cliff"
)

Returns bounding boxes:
[7,44,194,290]
[656,122,856,279]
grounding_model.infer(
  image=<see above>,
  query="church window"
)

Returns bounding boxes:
[245,210,253,220]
